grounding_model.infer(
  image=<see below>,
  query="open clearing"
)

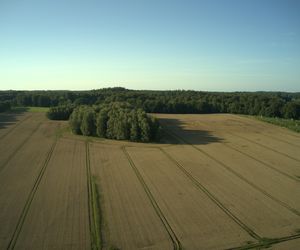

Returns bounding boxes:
[0,112,299,249]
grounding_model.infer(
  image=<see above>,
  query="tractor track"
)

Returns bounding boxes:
[258,132,300,148]
[228,233,300,250]
[165,129,300,216]
[7,137,58,249]
[234,117,300,147]
[122,146,182,250]
[223,142,299,182]
[158,147,261,241]
[0,122,42,173]
[184,122,300,182]
[0,114,32,140]
[229,132,300,163]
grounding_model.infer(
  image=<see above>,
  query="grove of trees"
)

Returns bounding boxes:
[46,105,74,120]
[69,102,161,142]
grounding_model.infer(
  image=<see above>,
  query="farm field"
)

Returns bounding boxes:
[14,138,90,249]
[0,111,299,249]
[0,111,31,139]
[89,143,173,250]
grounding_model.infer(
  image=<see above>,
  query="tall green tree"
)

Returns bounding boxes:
[96,109,108,137]
[80,109,96,136]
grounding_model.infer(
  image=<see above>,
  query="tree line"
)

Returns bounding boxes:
[69,102,161,142]
[46,105,74,120]
[0,101,11,113]
[1,88,299,119]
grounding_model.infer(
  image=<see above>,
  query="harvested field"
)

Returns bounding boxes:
[272,238,300,249]
[89,143,173,250]
[1,111,299,249]
[0,119,58,248]
[0,112,31,139]
[161,144,300,238]
[0,113,45,170]
[154,113,300,245]
[14,138,90,249]
[125,146,254,249]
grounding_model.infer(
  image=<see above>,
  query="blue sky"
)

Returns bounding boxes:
[0,0,299,91]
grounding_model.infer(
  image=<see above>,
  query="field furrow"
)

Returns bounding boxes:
[89,143,174,250]
[13,139,90,249]
[126,146,254,250]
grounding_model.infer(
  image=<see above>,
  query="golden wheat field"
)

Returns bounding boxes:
[0,111,299,249]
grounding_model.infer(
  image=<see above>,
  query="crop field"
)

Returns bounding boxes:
[0,111,299,249]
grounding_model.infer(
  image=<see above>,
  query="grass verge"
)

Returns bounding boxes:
[26,106,49,113]
[86,142,102,250]
[10,106,49,113]
[91,176,102,249]
[252,116,300,133]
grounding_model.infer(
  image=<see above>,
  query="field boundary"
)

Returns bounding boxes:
[0,122,42,173]
[122,146,182,250]
[164,129,300,216]
[7,137,58,249]
[86,141,102,250]
[158,147,261,241]
[0,114,32,140]
[229,132,300,163]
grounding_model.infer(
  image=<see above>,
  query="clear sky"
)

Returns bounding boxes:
[0,0,299,91]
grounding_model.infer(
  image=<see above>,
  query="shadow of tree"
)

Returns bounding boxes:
[0,107,29,130]
[158,117,223,145]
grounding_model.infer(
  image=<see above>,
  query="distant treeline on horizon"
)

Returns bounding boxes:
[0,87,300,119]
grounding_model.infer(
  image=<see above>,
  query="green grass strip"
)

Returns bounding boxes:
[86,141,102,250]
[253,116,300,133]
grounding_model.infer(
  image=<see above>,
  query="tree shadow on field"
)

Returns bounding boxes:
[158,117,223,145]
[0,107,29,130]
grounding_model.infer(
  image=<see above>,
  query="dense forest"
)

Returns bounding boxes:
[1,88,300,119]
[0,100,11,112]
